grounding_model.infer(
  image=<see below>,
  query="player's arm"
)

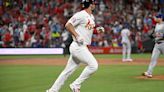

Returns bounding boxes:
[162,32,164,38]
[65,22,84,45]
[65,22,79,39]
[128,30,131,40]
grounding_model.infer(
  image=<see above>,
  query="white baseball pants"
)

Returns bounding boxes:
[122,42,131,59]
[147,43,164,74]
[49,42,98,92]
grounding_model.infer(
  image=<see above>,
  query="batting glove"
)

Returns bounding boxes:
[96,26,105,33]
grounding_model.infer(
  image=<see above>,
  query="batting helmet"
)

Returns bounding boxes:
[156,13,164,21]
[81,0,98,8]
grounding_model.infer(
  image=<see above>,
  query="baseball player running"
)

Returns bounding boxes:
[121,26,133,62]
[46,0,104,92]
[143,13,164,78]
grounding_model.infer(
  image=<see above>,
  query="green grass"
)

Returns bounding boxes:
[0,54,164,92]
[95,53,164,59]
[0,65,164,92]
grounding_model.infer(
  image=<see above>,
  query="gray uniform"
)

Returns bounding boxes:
[121,28,132,61]
[147,22,164,75]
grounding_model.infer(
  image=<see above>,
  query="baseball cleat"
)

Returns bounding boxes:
[70,84,80,92]
[122,59,127,62]
[142,72,152,78]
[126,58,133,62]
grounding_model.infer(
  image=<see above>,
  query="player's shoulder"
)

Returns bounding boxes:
[122,28,129,33]
[124,28,130,31]
[74,10,90,20]
[74,10,86,16]
[121,28,126,32]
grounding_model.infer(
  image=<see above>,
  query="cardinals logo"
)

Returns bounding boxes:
[85,19,95,30]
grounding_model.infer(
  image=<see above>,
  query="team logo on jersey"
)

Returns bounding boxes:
[85,19,95,30]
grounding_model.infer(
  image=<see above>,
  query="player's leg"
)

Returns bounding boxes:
[127,42,132,61]
[122,43,127,61]
[48,55,80,92]
[160,43,164,54]
[70,46,98,89]
[147,44,161,75]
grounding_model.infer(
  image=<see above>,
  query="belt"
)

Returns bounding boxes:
[156,42,163,44]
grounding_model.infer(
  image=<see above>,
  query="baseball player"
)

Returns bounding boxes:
[46,0,104,92]
[143,13,164,78]
[121,26,133,62]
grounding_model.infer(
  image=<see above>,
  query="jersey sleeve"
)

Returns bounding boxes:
[67,13,82,27]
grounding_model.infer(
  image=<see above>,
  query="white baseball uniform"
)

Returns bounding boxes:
[146,22,164,75]
[121,28,132,61]
[48,10,98,92]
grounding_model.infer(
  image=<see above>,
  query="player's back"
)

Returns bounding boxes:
[121,28,130,43]
[154,23,164,42]
[68,10,95,45]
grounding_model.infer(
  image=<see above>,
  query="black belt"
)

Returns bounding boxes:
[156,42,163,44]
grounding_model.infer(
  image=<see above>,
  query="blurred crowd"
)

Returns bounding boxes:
[0,0,164,51]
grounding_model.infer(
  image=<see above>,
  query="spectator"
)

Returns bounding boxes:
[0,0,162,52]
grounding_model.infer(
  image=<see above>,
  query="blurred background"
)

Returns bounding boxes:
[0,0,164,54]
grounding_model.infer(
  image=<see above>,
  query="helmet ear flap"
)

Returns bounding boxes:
[156,13,164,21]
[160,14,164,21]
[161,15,164,21]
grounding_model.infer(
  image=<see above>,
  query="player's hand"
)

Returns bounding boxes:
[96,26,105,33]
[155,32,163,38]
[76,36,84,46]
